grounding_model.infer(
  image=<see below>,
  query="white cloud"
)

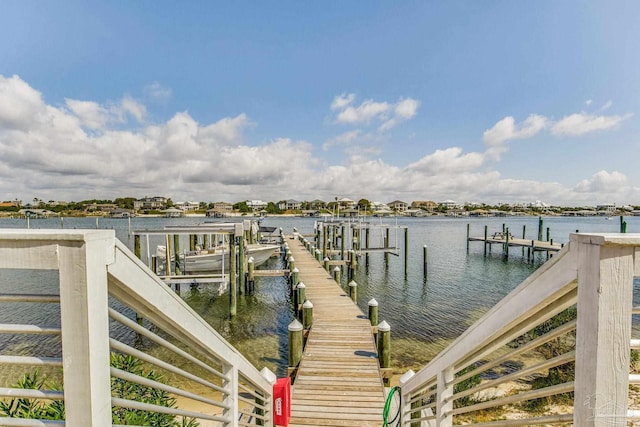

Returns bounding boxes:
[600,100,613,111]
[585,99,593,106]
[482,114,548,160]
[336,99,390,125]
[144,82,172,103]
[65,99,109,129]
[322,129,361,150]
[119,96,147,123]
[407,147,484,175]
[0,75,48,131]
[1,75,638,207]
[331,94,420,132]
[574,170,629,193]
[551,112,632,136]
[331,93,356,111]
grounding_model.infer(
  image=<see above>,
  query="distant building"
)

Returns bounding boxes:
[440,200,459,210]
[246,200,267,211]
[596,203,616,212]
[174,201,200,212]
[411,200,437,211]
[134,196,168,211]
[278,199,302,211]
[337,198,356,208]
[387,200,408,212]
[85,203,117,213]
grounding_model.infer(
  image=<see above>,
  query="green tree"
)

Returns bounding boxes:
[357,199,371,211]
[233,201,250,213]
[114,197,137,210]
[266,202,281,214]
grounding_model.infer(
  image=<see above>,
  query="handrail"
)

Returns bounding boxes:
[0,229,275,426]
[400,233,640,426]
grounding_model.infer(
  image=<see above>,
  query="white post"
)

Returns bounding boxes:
[573,235,635,426]
[58,233,114,426]
[436,367,453,427]
[223,364,239,427]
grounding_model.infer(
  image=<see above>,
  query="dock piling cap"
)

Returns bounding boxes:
[288,318,304,332]
[348,280,358,288]
[296,282,305,289]
[333,266,340,272]
[248,257,254,263]
[302,300,313,308]
[288,256,295,262]
[368,298,378,306]
[260,367,277,384]
[378,320,390,331]
[292,267,299,273]
[399,369,415,386]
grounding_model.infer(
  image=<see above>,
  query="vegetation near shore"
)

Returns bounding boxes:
[0,353,199,426]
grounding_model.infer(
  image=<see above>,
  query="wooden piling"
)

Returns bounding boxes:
[333,266,341,284]
[341,225,346,260]
[483,225,488,257]
[302,300,313,330]
[538,216,543,241]
[297,282,306,314]
[238,237,245,295]
[466,224,470,252]
[377,320,390,385]
[504,227,510,259]
[173,234,181,274]
[368,298,378,327]
[365,227,370,267]
[247,257,255,295]
[189,234,197,251]
[134,234,141,259]
[404,227,408,275]
[348,280,357,302]
[323,257,330,271]
[423,245,428,279]
[229,234,237,317]
[165,234,172,276]
[288,319,303,371]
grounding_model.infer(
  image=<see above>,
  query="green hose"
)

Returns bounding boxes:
[383,386,401,427]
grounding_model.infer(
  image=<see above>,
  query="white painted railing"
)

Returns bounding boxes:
[400,233,640,426]
[0,229,275,426]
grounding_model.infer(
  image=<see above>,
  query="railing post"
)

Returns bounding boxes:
[222,364,239,427]
[573,235,635,426]
[436,367,454,427]
[58,234,114,426]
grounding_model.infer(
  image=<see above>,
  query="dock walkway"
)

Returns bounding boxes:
[286,236,386,427]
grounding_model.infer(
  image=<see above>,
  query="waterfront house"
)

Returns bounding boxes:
[134,196,168,211]
[174,201,200,212]
[411,200,438,212]
[387,200,408,212]
[278,199,302,211]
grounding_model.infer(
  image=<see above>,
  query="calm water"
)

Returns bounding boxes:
[0,215,638,376]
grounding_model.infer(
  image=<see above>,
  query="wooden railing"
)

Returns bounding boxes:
[400,233,640,426]
[0,229,275,426]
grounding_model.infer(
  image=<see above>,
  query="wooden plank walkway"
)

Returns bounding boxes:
[286,236,386,427]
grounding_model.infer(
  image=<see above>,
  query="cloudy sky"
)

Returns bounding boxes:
[1,1,639,206]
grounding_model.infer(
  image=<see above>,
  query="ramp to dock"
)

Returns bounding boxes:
[287,236,386,426]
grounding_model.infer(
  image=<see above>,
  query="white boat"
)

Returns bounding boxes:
[156,243,280,273]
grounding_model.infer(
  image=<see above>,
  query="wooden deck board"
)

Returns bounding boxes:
[287,235,386,426]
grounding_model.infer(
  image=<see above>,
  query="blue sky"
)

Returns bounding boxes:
[0,1,638,206]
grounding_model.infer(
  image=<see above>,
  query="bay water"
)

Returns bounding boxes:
[0,215,638,378]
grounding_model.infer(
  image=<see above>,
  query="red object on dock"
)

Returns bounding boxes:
[273,377,291,426]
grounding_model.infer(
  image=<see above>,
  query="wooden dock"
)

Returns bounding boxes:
[286,236,386,426]
[468,234,563,252]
